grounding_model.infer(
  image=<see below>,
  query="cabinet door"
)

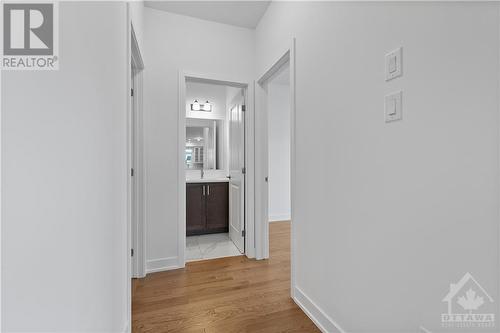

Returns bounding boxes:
[186,184,206,236]
[206,183,229,233]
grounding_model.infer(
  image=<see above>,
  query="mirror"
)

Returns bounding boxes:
[185,118,224,170]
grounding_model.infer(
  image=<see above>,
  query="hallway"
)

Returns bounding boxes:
[132,222,319,332]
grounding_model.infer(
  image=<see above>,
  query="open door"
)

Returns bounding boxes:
[228,89,245,253]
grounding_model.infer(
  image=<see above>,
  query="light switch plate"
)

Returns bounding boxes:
[385,91,402,122]
[385,47,402,81]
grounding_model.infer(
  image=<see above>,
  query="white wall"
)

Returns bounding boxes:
[143,8,254,272]
[186,81,227,120]
[268,83,290,222]
[1,2,128,332]
[129,1,144,54]
[256,2,500,332]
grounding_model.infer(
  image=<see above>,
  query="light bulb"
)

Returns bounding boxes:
[203,101,211,111]
[191,100,200,111]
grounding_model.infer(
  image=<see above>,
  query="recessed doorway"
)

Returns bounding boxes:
[255,40,296,293]
[178,74,251,265]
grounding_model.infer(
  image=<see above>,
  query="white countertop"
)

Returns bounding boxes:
[186,178,230,183]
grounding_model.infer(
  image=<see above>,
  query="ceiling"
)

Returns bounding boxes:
[144,1,271,29]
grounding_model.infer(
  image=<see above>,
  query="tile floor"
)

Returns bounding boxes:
[186,233,242,262]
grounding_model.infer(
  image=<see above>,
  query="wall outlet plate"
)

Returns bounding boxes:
[385,47,402,81]
[385,90,402,122]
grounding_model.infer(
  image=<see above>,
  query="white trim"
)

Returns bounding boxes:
[254,78,270,260]
[184,72,248,88]
[269,215,291,222]
[289,39,297,297]
[0,31,3,333]
[246,82,256,259]
[131,24,146,280]
[257,50,291,86]
[122,320,130,333]
[178,71,254,267]
[126,9,145,331]
[178,71,187,269]
[497,6,500,321]
[293,287,346,333]
[125,6,132,333]
[498,6,500,325]
[146,257,181,274]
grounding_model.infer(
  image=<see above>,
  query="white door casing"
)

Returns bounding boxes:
[130,24,145,279]
[131,66,137,275]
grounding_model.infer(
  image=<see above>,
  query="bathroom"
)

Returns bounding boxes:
[184,78,246,261]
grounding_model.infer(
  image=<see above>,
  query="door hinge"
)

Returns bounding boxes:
[242,167,246,174]
[131,168,134,177]
[265,176,268,182]
[131,88,134,97]
[241,105,246,112]
[131,248,134,257]
[242,230,246,237]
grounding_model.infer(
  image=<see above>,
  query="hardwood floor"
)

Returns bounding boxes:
[132,221,320,333]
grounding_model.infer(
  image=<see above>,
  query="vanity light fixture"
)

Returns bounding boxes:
[202,100,212,111]
[191,100,201,111]
[190,100,212,112]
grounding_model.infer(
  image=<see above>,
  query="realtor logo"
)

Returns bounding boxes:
[441,272,495,329]
[1,2,58,69]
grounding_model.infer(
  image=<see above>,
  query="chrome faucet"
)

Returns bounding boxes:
[201,169,204,179]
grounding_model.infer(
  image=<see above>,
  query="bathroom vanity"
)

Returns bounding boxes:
[186,179,229,236]
[185,113,229,236]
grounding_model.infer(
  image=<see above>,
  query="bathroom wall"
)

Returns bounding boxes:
[186,81,227,120]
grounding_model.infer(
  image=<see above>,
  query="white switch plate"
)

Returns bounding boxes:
[385,91,402,122]
[385,47,402,81]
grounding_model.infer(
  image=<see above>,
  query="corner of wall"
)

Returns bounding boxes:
[293,286,347,333]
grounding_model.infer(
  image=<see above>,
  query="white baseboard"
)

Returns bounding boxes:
[269,214,291,222]
[293,286,346,333]
[122,320,130,333]
[146,256,180,274]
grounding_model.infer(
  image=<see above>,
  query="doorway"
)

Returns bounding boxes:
[266,66,291,225]
[255,39,296,292]
[178,74,252,265]
[257,60,292,252]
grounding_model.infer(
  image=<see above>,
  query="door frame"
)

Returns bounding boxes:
[254,39,296,291]
[126,16,145,332]
[130,25,146,279]
[178,72,255,267]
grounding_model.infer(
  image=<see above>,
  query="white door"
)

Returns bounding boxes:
[228,90,245,253]
[131,68,138,277]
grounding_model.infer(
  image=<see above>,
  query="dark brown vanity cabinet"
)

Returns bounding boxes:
[186,182,228,236]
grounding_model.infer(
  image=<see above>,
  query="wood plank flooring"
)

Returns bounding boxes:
[132,221,320,333]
